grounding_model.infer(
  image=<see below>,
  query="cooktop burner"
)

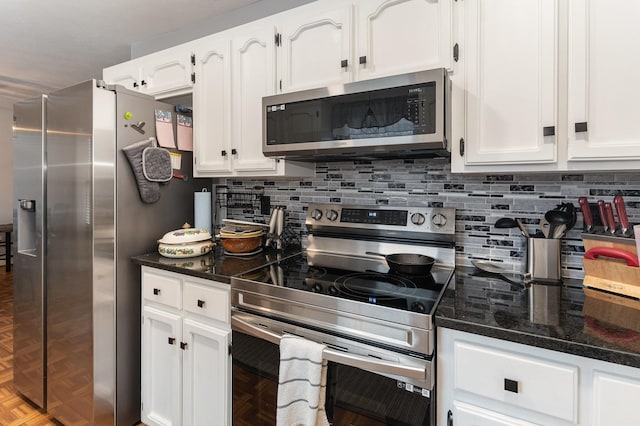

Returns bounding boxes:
[237,253,452,314]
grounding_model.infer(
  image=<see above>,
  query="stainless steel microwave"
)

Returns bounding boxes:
[262,68,450,161]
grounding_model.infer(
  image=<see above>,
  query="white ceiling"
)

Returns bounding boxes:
[0,0,261,110]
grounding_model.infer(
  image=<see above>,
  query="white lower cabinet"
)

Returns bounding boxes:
[453,402,539,426]
[592,371,640,426]
[141,266,231,426]
[437,328,640,426]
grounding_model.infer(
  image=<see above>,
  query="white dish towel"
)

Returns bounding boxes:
[276,334,330,426]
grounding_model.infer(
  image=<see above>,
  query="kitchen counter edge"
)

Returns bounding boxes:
[436,266,640,369]
[131,247,302,284]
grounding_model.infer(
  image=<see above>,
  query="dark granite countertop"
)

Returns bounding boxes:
[132,246,302,284]
[436,266,640,369]
[134,250,640,369]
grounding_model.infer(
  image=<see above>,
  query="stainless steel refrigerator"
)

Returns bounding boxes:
[13,80,203,425]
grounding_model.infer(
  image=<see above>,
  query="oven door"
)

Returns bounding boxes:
[231,311,433,426]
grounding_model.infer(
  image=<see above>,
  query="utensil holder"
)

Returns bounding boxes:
[526,238,562,282]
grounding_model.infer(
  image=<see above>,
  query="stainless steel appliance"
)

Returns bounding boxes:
[12,80,201,425]
[231,203,456,425]
[262,69,451,161]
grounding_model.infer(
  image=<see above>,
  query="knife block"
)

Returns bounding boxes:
[582,233,640,298]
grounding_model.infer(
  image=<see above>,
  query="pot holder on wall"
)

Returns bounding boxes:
[122,138,160,204]
[142,140,172,182]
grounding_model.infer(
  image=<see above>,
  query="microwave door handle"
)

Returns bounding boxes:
[231,315,427,381]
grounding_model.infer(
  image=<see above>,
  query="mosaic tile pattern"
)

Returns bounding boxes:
[219,158,640,280]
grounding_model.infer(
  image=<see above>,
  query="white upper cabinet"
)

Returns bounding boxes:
[231,26,280,173]
[567,0,640,162]
[103,45,194,98]
[355,0,452,80]
[139,47,194,98]
[191,26,313,178]
[452,0,640,172]
[277,0,452,92]
[191,36,233,176]
[103,58,142,91]
[278,4,354,93]
[453,0,558,169]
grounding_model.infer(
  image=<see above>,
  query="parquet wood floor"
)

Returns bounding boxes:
[0,268,58,425]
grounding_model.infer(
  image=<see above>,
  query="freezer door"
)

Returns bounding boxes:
[12,96,47,409]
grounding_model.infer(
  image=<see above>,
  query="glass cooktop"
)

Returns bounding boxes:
[236,253,454,314]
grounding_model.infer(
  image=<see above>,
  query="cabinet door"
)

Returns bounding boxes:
[192,37,233,176]
[461,0,557,165]
[567,1,640,161]
[592,371,640,426]
[231,27,279,173]
[142,305,183,426]
[453,401,539,426]
[182,318,231,426]
[356,0,452,80]
[102,59,142,91]
[140,48,194,98]
[279,4,353,92]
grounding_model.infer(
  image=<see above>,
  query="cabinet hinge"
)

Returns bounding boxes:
[275,33,282,46]
[191,72,196,84]
[459,138,465,157]
[228,344,232,356]
[191,53,195,65]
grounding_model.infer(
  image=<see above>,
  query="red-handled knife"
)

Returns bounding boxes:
[614,195,631,237]
[597,200,609,233]
[578,197,593,233]
[604,202,616,235]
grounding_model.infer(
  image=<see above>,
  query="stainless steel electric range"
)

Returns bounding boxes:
[230,203,456,426]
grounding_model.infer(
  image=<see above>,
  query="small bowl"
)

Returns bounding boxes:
[220,235,262,254]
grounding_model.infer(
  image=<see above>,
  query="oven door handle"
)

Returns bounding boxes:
[231,315,427,381]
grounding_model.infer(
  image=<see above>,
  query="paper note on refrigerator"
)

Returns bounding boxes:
[177,114,193,151]
[155,109,176,148]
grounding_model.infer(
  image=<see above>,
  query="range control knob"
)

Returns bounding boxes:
[311,209,323,221]
[411,213,426,225]
[432,213,447,227]
[311,283,322,293]
[326,209,339,222]
[411,302,426,313]
[328,286,338,296]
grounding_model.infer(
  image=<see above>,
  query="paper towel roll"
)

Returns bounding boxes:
[194,189,211,233]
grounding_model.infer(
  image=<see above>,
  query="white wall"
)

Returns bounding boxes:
[0,107,13,224]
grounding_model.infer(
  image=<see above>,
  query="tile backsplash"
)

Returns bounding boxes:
[219,158,640,280]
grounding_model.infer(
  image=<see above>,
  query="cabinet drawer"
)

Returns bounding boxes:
[454,341,578,422]
[183,281,229,324]
[142,269,182,309]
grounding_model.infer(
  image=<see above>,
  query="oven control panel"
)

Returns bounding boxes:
[306,203,455,235]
